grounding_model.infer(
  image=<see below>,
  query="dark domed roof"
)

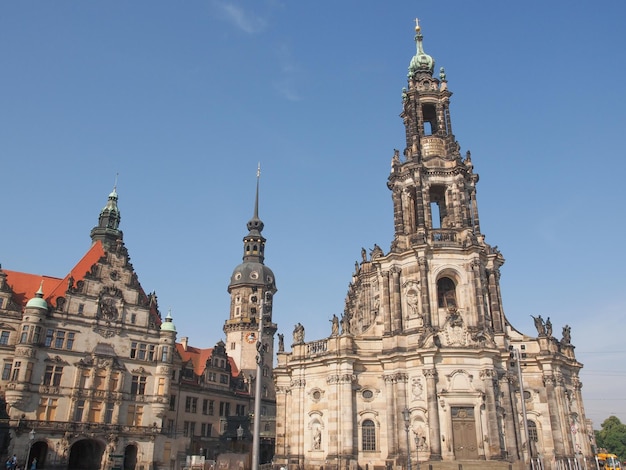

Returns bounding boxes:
[229,261,276,291]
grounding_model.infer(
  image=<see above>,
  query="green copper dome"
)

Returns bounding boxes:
[161,310,177,332]
[408,19,435,78]
[25,282,48,310]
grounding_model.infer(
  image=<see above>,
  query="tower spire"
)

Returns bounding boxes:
[90,179,123,247]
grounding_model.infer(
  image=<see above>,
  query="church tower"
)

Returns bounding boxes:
[223,166,278,395]
[273,20,591,470]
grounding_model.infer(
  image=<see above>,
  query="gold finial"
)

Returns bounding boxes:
[257,162,261,178]
[415,18,420,33]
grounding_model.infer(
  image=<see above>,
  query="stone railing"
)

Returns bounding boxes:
[306,340,328,356]
[431,229,458,245]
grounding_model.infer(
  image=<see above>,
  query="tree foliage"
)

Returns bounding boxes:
[595,416,626,461]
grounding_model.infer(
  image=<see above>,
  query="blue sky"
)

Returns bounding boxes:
[2,1,625,427]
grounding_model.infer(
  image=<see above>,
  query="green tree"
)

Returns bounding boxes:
[595,416,626,461]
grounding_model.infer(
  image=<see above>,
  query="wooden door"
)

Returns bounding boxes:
[451,406,478,460]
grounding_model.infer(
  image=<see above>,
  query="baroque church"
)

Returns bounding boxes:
[273,21,592,470]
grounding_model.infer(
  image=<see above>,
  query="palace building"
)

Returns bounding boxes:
[273,21,592,470]
[0,180,278,469]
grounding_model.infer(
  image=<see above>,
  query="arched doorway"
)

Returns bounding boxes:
[29,441,48,469]
[123,444,137,470]
[68,439,105,470]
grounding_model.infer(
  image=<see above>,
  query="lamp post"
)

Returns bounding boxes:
[25,428,35,469]
[252,291,271,470]
[413,433,420,470]
[510,346,530,468]
[402,408,412,470]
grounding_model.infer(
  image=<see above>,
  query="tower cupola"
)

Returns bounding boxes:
[408,18,435,78]
[90,185,123,247]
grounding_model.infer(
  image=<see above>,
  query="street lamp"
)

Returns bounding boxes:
[25,429,35,469]
[413,433,421,470]
[402,408,412,470]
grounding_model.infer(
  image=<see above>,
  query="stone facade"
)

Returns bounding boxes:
[273,21,592,470]
[0,184,275,470]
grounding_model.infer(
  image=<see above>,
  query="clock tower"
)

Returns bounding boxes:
[224,167,277,395]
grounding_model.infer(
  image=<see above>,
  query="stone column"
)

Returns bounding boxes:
[418,257,432,327]
[500,373,520,460]
[390,266,402,333]
[481,369,504,459]
[392,187,405,238]
[544,374,565,457]
[384,374,398,456]
[487,269,503,332]
[424,368,442,459]
[382,271,392,335]
[471,259,485,329]
[415,179,426,229]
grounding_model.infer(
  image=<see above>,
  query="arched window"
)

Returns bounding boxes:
[362,419,376,451]
[527,420,539,457]
[437,277,457,308]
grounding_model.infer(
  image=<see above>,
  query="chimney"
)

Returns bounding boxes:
[181,337,188,351]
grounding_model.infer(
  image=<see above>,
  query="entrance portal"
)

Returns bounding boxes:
[451,406,478,460]
[68,439,105,470]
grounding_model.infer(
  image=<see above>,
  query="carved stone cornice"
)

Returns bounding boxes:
[326,374,356,385]
[290,378,306,388]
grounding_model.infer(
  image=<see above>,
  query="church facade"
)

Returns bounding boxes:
[273,22,592,470]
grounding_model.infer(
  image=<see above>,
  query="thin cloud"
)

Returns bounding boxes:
[272,44,302,102]
[211,0,268,34]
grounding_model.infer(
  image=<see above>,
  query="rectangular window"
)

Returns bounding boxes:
[219,402,230,417]
[201,423,212,437]
[208,372,216,382]
[138,343,147,360]
[183,421,190,437]
[77,303,84,315]
[88,401,102,422]
[32,326,41,344]
[157,377,165,395]
[220,374,229,384]
[169,395,176,412]
[185,396,198,413]
[20,326,28,343]
[11,361,20,381]
[1,363,11,381]
[94,370,107,391]
[208,400,214,416]
[202,399,209,415]
[161,346,169,362]
[54,331,66,349]
[43,365,63,386]
[236,404,246,416]
[130,342,138,359]
[110,372,119,392]
[25,363,33,382]
[126,405,143,426]
[148,345,155,361]
[44,329,54,347]
[104,403,114,424]
[66,332,75,350]
[131,375,146,395]
[37,398,58,421]
[0,331,10,345]
[79,369,90,388]
[74,399,85,421]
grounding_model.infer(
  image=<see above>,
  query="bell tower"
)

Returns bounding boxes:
[223,166,277,384]
[383,19,506,336]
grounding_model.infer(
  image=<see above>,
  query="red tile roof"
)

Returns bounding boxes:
[176,343,240,377]
[4,241,105,309]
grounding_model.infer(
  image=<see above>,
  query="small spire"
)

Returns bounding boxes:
[36,280,44,297]
[408,18,435,78]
